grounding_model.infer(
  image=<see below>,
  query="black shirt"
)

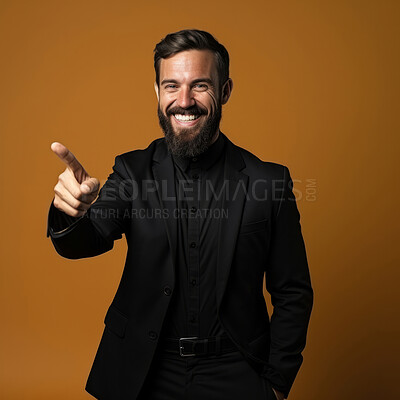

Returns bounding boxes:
[159,131,228,339]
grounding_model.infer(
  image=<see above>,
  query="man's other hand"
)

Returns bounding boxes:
[51,142,100,218]
[272,387,286,400]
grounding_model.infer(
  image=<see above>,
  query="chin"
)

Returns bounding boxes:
[174,128,201,139]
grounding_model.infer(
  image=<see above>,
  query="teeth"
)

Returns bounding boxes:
[174,114,199,121]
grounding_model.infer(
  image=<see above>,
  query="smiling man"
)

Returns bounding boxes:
[155,48,228,158]
[47,29,313,400]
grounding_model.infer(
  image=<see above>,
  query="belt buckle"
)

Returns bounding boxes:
[179,336,198,357]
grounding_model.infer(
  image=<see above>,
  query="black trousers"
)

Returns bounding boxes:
[137,344,276,400]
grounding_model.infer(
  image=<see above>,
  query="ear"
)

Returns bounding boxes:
[221,78,233,105]
[154,81,159,101]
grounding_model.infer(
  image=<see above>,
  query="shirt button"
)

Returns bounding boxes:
[190,314,197,323]
[192,157,198,162]
[191,279,197,286]
[163,286,172,296]
[148,331,158,340]
[190,206,197,213]
[190,242,197,248]
[192,173,199,180]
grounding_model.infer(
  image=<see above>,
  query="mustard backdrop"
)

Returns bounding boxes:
[0,1,398,399]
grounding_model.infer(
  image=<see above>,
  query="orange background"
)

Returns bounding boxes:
[0,1,399,399]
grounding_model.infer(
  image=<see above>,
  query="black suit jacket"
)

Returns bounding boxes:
[47,132,313,400]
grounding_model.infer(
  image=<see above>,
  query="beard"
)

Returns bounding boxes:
[157,102,222,158]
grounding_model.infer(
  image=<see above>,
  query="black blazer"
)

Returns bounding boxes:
[47,132,313,400]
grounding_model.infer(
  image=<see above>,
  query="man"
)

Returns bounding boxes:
[47,29,313,400]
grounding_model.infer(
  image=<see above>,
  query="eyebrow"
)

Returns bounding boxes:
[160,78,214,86]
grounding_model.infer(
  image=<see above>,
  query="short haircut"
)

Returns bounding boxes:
[153,29,230,89]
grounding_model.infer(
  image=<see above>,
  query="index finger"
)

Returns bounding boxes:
[51,142,85,175]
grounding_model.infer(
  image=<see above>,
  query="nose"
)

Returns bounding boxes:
[176,86,195,109]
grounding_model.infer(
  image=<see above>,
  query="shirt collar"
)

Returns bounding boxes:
[172,131,226,172]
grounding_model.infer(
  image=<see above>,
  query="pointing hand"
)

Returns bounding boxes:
[51,142,100,217]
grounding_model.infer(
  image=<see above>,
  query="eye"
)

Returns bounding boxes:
[165,84,176,89]
[194,83,208,89]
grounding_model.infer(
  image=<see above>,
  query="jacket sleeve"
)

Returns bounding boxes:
[46,155,133,259]
[261,165,314,398]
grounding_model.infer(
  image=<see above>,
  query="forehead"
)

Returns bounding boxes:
[159,49,218,82]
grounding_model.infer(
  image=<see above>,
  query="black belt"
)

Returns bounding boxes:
[159,334,238,357]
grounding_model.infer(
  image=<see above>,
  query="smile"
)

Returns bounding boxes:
[172,114,201,126]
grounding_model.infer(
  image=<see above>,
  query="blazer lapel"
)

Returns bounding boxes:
[152,141,178,275]
[216,136,249,311]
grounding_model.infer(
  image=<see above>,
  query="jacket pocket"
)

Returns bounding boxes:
[239,218,268,235]
[104,305,128,338]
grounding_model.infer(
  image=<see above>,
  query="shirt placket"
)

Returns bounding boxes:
[186,162,201,337]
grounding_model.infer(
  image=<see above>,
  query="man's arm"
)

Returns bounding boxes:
[262,165,314,398]
[47,143,132,259]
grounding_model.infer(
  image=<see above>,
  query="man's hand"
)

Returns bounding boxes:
[272,387,286,400]
[51,142,100,218]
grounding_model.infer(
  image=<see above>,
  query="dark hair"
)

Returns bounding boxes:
[153,29,230,89]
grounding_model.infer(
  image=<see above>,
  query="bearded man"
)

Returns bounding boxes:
[47,29,313,400]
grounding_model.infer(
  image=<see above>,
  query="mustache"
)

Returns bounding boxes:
[166,106,207,117]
